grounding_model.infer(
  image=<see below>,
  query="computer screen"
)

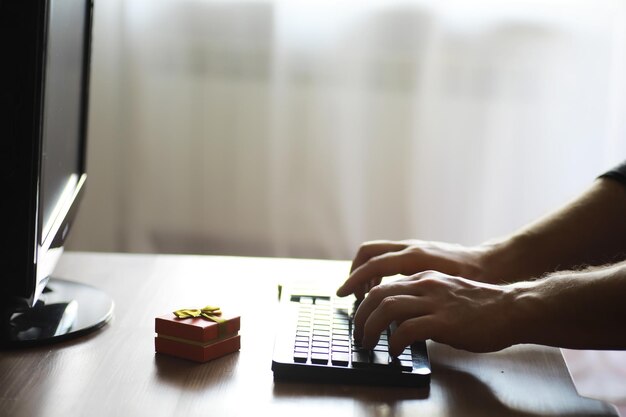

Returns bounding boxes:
[0,0,113,347]
[40,0,86,243]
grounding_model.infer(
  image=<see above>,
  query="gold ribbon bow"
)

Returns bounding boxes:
[173,305,226,324]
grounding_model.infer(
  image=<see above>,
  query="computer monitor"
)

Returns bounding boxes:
[0,0,113,347]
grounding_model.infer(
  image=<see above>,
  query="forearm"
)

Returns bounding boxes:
[479,178,626,283]
[507,261,626,349]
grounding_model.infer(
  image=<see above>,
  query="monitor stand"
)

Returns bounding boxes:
[0,278,114,348]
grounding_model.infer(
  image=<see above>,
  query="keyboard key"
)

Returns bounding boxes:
[312,335,330,343]
[351,349,371,367]
[331,345,349,353]
[332,334,350,342]
[331,352,350,366]
[311,346,329,355]
[399,360,413,371]
[371,350,390,367]
[389,357,413,372]
[311,353,329,365]
[314,298,331,306]
[294,352,308,363]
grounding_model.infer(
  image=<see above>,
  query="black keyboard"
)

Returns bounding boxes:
[271,289,431,387]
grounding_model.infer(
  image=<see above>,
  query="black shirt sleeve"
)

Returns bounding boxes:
[599,160,626,187]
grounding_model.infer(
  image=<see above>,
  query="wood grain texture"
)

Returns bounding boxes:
[0,252,618,417]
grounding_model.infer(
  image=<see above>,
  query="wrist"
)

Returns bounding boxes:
[474,236,526,284]
[504,279,547,346]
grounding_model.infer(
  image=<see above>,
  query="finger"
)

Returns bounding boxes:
[352,280,425,342]
[350,240,409,274]
[337,248,418,297]
[354,277,383,301]
[388,316,436,357]
[353,281,369,301]
[361,294,432,350]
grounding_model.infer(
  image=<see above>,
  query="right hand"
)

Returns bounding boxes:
[351,270,519,355]
[336,239,492,300]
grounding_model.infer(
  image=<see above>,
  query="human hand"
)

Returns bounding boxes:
[352,271,517,356]
[336,239,491,300]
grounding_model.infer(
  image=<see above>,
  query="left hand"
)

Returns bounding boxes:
[352,271,517,356]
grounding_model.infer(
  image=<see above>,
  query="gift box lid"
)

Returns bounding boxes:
[155,313,240,343]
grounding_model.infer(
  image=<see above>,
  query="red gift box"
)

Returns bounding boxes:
[155,311,241,362]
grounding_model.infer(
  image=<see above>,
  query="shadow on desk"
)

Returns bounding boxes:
[272,364,582,417]
[154,351,240,391]
[273,342,617,417]
[428,342,617,417]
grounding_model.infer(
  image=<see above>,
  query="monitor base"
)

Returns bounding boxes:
[0,278,114,348]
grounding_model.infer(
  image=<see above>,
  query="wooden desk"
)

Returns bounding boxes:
[0,252,618,417]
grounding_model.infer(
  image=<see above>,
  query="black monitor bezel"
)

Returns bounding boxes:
[0,0,93,309]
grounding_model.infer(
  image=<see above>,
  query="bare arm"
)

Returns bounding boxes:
[481,178,626,283]
[508,261,626,349]
[353,261,626,355]
[341,175,626,353]
[337,178,626,298]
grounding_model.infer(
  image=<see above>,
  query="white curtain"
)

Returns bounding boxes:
[70,0,626,259]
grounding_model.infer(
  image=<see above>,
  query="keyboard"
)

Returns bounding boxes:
[271,288,431,387]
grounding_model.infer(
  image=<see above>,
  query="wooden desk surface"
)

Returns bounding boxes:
[0,252,618,417]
